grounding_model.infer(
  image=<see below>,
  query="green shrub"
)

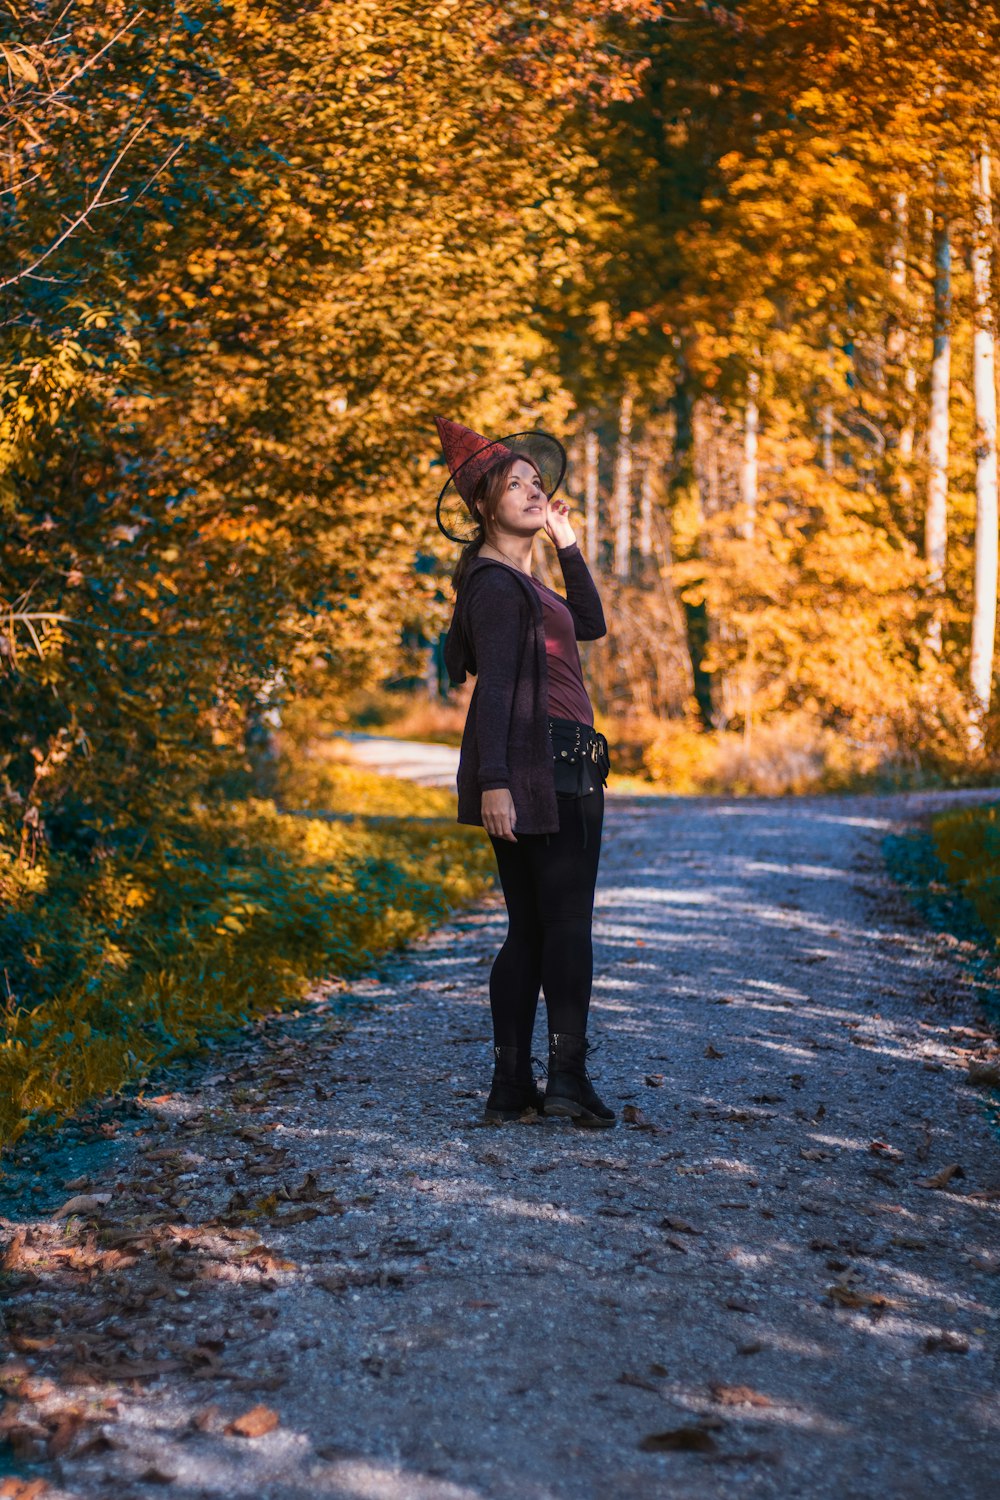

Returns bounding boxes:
[0,767,493,1150]
[932,802,1000,940]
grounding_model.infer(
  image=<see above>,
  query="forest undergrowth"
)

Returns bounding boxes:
[0,762,493,1156]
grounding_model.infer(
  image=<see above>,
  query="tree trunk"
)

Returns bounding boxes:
[639,442,654,561]
[970,143,998,742]
[889,190,918,516]
[740,368,759,539]
[584,424,599,571]
[926,181,951,654]
[612,388,633,579]
[821,402,834,474]
[670,377,713,728]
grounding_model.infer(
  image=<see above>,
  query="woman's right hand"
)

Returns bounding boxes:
[482,788,517,842]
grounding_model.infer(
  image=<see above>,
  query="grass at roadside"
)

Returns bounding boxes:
[0,764,494,1152]
[932,800,1000,941]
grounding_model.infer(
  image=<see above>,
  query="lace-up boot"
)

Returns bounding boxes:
[543,1032,616,1127]
[483,1045,544,1123]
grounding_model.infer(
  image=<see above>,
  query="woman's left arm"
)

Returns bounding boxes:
[555,541,607,641]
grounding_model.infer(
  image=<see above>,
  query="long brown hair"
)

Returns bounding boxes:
[450,454,543,593]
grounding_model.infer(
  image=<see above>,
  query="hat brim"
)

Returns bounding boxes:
[435,431,567,544]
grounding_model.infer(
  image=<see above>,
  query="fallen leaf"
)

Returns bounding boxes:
[622,1105,646,1125]
[45,1410,86,1458]
[225,1404,280,1438]
[0,1479,49,1498]
[825,1283,899,1312]
[705,1044,724,1059]
[660,1215,700,1235]
[10,1335,56,1353]
[191,1405,222,1432]
[52,1193,111,1220]
[273,1206,320,1225]
[644,1074,665,1087]
[639,1426,718,1453]
[917,1163,964,1190]
[869,1140,904,1162]
[0,1233,26,1272]
[923,1331,969,1355]
[709,1382,772,1407]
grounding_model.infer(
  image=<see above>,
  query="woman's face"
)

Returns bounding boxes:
[483,458,547,538]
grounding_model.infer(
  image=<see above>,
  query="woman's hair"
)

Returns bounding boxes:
[450,454,543,593]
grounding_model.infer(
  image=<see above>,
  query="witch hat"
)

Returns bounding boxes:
[433,415,567,543]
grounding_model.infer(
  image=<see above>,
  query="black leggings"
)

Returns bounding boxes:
[487,787,604,1055]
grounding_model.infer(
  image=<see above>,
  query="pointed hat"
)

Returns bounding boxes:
[433,415,567,543]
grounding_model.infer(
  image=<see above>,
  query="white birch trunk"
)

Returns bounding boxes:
[970,144,998,741]
[639,443,654,560]
[926,186,952,654]
[584,425,599,571]
[741,368,759,539]
[821,404,834,473]
[612,388,633,579]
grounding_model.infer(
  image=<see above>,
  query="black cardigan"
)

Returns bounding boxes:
[443,542,607,835]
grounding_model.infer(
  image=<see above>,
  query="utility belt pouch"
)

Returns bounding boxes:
[548,716,611,798]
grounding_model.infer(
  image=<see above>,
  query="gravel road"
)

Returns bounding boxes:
[3,787,999,1499]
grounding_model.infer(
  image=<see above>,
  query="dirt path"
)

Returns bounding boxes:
[328,732,460,787]
[3,790,999,1499]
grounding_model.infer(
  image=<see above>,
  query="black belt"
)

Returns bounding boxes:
[547,717,611,847]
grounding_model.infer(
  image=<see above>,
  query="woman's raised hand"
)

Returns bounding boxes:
[544,498,577,551]
[482,788,517,842]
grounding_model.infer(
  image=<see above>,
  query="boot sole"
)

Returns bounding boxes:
[543,1096,616,1128]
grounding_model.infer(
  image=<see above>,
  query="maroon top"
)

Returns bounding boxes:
[530,577,594,726]
[443,542,607,834]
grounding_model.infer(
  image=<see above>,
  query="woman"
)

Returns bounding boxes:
[436,415,615,1128]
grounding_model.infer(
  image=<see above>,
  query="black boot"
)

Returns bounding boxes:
[483,1045,544,1124]
[543,1032,616,1127]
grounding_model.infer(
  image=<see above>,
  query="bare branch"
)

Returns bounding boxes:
[0,115,150,288]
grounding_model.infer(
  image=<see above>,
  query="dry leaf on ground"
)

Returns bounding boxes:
[0,1479,49,1498]
[639,1426,718,1453]
[923,1331,970,1354]
[661,1215,700,1234]
[709,1382,773,1407]
[225,1404,280,1438]
[825,1283,900,1312]
[52,1193,111,1219]
[917,1163,964,1190]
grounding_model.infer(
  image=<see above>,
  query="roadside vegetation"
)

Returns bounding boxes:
[0,763,493,1152]
[932,802,1000,943]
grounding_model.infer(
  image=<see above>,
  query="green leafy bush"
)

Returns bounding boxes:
[0,766,493,1149]
[932,802,1000,940]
